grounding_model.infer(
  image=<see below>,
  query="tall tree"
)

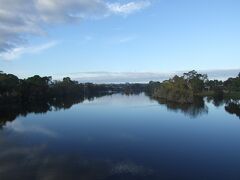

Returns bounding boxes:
[183,70,208,93]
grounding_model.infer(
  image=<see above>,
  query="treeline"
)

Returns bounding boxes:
[147,70,240,104]
[0,73,102,101]
[1,70,240,105]
[0,71,147,103]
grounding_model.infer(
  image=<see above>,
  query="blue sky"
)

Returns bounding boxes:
[0,0,239,82]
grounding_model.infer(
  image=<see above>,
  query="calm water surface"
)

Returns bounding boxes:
[0,93,240,180]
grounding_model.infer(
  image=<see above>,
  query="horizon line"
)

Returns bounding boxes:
[8,68,238,84]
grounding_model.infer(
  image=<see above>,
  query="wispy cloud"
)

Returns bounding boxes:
[0,0,151,56]
[6,120,58,138]
[0,41,58,60]
[107,1,151,16]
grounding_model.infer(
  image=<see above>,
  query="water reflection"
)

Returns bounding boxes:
[0,93,109,127]
[149,96,208,118]
[0,136,156,180]
[206,96,240,119]
[206,96,227,107]
[0,98,80,127]
[225,101,240,119]
[1,93,240,180]
[1,93,240,128]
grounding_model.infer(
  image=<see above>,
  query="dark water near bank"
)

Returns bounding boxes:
[0,93,240,180]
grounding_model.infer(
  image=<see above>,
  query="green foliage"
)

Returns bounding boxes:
[183,70,208,93]
[148,70,240,103]
[51,78,84,97]
[148,70,208,103]
[1,70,240,104]
[123,83,147,94]
[19,75,52,100]
[0,72,20,96]
[147,81,161,94]
[152,75,194,103]
[205,80,223,90]
[224,75,240,92]
[0,72,147,102]
[0,73,85,101]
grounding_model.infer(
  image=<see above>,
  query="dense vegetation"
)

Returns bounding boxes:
[0,70,240,125]
[1,70,240,105]
[0,71,146,103]
[147,70,240,104]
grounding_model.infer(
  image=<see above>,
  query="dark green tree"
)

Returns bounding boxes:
[183,70,208,93]
[0,72,20,96]
[20,75,52,100]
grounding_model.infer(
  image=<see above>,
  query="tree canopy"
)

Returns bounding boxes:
[148,70,240,104]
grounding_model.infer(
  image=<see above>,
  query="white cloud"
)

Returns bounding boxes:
[6,120,58,138]
[0,41,58,60]
[108,1,151,15]
[0,0,151,56]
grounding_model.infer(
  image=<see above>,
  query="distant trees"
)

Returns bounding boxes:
[20,75,52,100]
[1,70,240,105]
[51,77,84,98]
[205,80,224,98]
[123,83,147,94]
[205,80,223,90]
[0,72,87,101]
[224,75,240,92]
[183,70,208,94]
[0,71,148,102]
[147,70,240,104]
[148,71,208,103]
[0,72,20,97]
[146,81,161,94]
[150,74,194,103]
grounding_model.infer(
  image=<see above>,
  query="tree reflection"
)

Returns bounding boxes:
[225,100,240,119]
[0,93,110,127]
[206,96,227,107]
[1,93,240,127]
[149,96,208,118]
[206,96,240,119]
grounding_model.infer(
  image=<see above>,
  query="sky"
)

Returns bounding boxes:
[0,0,240,82]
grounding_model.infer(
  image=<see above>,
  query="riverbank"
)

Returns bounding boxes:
[196,91,240,100]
